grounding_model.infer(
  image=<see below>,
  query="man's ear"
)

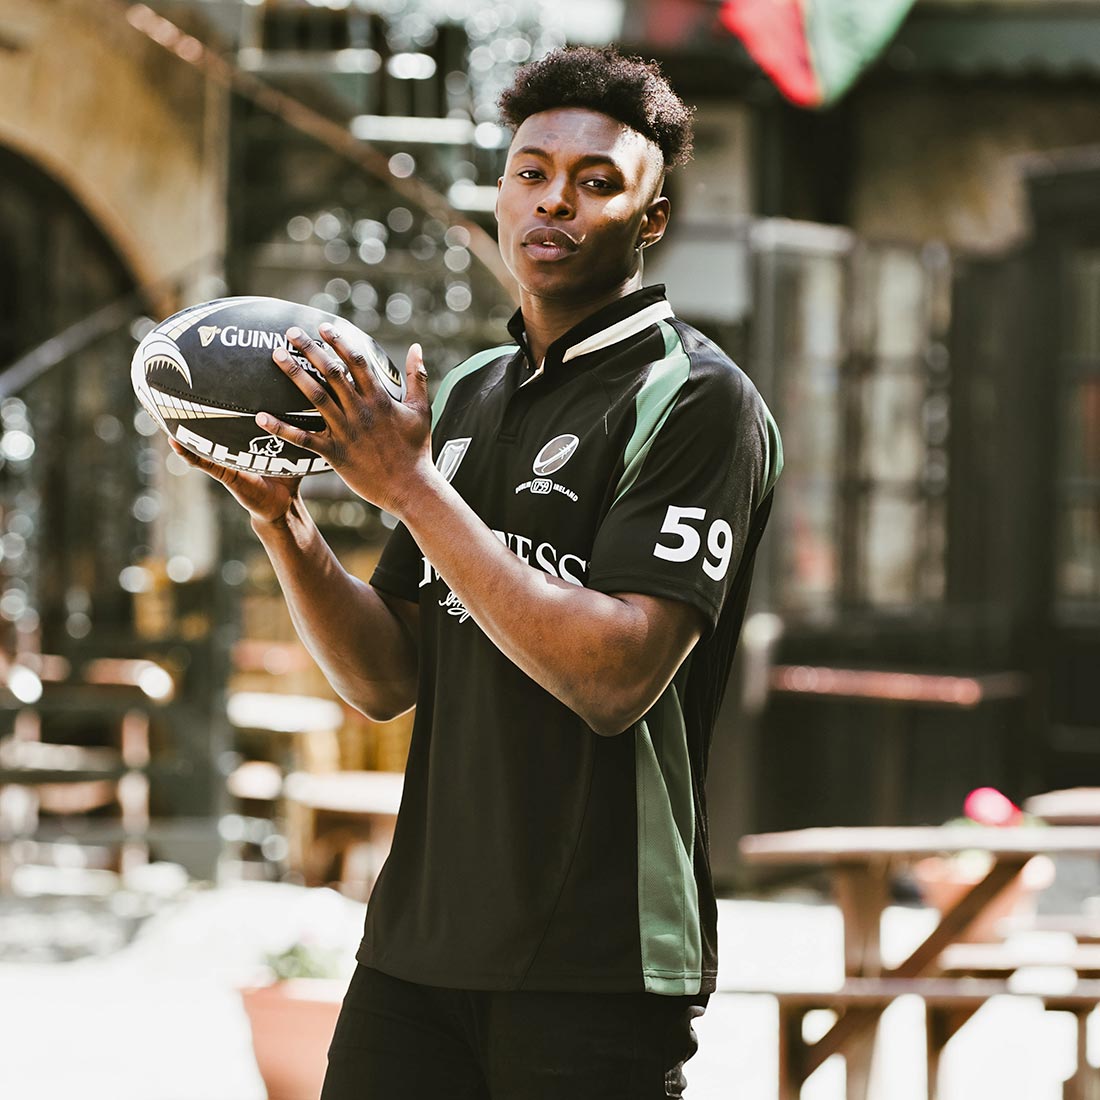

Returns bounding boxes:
[638,195,671,249]
[495,176,503,222]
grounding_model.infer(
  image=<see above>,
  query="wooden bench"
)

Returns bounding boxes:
[1024,788,1100,826]
[1000,914,1100,943]
[937,940,1100,979]
[721,977,1100,1100]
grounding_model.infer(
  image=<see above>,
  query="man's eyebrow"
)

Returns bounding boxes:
[511,146,625,173]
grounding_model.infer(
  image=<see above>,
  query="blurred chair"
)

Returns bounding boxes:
[220,758,287,880]
[0,655,172,891]
[283,769,403,901]
[221,690,344,882]
[226,690,343,774]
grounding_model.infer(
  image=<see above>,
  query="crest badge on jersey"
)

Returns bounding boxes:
[532,434,580,476]
[436,437,472,483]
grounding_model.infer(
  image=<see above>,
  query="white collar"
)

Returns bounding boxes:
[560,299,675,364]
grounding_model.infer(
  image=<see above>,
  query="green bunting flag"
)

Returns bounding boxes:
[719,0,918,108]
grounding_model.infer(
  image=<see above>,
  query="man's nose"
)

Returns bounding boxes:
[537,178,574,218]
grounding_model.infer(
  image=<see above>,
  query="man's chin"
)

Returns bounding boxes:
[520,269,639,306]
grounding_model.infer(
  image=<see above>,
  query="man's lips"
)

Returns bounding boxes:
[520,226,580,260]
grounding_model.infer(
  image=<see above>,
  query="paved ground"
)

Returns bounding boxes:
[0,876,1092,1099]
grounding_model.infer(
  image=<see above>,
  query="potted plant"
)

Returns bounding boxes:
[912,787,1055,942]
[240,940,347,1100]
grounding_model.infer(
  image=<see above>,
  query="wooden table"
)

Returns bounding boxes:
[740,826,1100,977]
[1024,787,1100,826]
[737,825,1100,1099]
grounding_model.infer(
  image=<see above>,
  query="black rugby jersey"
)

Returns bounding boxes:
[360,285,782,996]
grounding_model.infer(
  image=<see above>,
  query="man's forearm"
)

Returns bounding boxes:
[394,465,700,736]
[252,501,418,720]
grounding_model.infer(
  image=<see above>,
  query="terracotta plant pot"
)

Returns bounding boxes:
[240,979,344,1100]
[913,854,1056,942]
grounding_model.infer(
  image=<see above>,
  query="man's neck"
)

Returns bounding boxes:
[519,272,643,368]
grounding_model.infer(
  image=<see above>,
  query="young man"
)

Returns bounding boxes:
[178,45,780,1100]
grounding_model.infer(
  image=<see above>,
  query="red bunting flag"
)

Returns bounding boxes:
[719,0,918,108]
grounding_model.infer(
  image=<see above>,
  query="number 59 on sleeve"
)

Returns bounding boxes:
[653,505,734,581]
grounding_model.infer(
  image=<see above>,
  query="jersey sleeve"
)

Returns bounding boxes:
[587,350,782,629]
[370,519,422,603]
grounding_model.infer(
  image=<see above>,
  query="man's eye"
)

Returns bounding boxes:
[517,169,543,180]
[583,178,615,191]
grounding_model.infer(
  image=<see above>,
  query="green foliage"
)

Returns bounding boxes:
[264,941,342,981]
[943,813,1046,829]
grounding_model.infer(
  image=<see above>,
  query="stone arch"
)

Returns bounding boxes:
[0,141,142,643]
[0,0,229,317]
[0,126,159,309]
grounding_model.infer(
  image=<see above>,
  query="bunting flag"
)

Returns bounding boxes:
[719,0,918,108]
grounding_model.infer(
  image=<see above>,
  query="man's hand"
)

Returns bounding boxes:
[170,411,420,722]
[168,439,303,527]
[255,325,437,516]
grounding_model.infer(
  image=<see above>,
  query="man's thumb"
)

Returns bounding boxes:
[404,343,429,411]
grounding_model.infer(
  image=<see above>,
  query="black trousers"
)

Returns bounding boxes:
[320,965,707,1100]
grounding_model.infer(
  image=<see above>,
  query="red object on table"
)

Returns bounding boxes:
[964,786,1023,827]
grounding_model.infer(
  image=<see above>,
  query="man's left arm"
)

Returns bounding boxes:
[259,328,775,736]
[390,470,707,736]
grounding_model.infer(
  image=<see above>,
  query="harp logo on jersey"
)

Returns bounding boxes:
[436,438,472,482]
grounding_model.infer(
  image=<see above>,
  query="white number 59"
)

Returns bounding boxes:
[653,506,734,581]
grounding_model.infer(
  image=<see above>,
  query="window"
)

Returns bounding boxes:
[754,227,951,617]
[1056,250,1100,606]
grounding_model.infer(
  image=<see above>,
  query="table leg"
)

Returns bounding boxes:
[926,1003,945,1100]
[844,1023,875,1100]
[808,858,1025,1082]
[1064,1008,1100,1100]
[803,1005,883,1080]
[892,858,1028,978]
[796,862,889,1084]
[777,1002,886,1100]
[926,1005,979,1100]
[834,862,891,977]
[777,1001,807,1100]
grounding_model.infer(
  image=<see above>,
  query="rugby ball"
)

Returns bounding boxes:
[130,296,404,476]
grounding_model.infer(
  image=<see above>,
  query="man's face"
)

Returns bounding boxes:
[495,108,669,306]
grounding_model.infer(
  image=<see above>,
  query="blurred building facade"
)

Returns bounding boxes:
[630,0,1100,878]
[3,0,1100,886]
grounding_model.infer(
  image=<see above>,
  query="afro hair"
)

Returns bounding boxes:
[497,46,694,170]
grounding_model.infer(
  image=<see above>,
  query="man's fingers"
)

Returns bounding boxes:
[404,343,430,415]
[168,437,306,525]
[169,438,227,479]
[318,321,380,397]
[170,437,263,495]
[315,324,359,392]
[255,412,327,457]
[273,329,341,410]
